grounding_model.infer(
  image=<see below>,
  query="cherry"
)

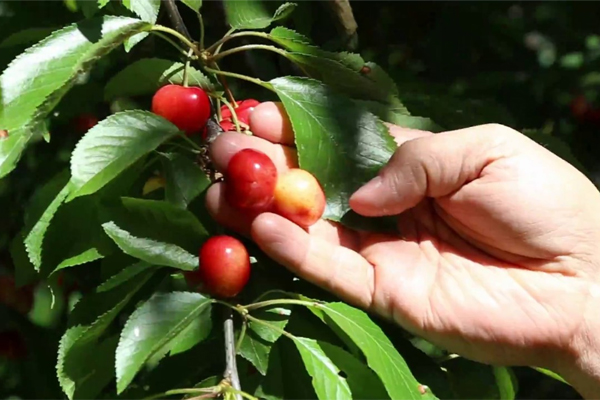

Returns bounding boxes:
[219,120,236,132]
[220,99,260,123]
[0,275,34,315]
[73,113,99,134]
[152,84,211,135]
[0,330,27,360]
[225,149,278,213]
[185,236,251,298]
[272,168,326,228]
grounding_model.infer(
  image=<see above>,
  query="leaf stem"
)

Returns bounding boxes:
[244,298,322,311]
[208,44,291,63]
[206,31,271,54]
[152,25,201,57]
[183,49,194,87]
[223,308,242,400]
[203,66,272,91]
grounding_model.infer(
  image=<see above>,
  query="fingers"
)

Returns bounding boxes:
[349,124,514,217]
[209,131,298,173]
[386,123,432,146]
[251,213,375,308]
[250,102,295,146]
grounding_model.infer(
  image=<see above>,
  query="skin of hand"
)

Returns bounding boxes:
[206,102,600,398]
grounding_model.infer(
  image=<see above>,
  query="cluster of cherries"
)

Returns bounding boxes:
[151,85,326,299]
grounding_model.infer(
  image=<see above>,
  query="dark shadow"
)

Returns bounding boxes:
[75,17,103,43]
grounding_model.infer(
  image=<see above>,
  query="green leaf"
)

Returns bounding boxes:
[68,110,180,201]
[0,129,33,178]
[224,1,296,30]
[532,367,569,385]
[57,271,154,399]
[355,100,442,132]
[319,342,389,400]
[167,306,212,356]
[318,302,432,400]
[24,182,72,271]
[101,197,209,254]
[97,261,155,292]
[105,59,214,101]
[122,0,160,52]
[269,28,399,105]
[102,221,198,271]
[116,292,212,393]
[161,153,210,209]
[239,329,272,376]
[180,0,202,12]
[271,77,396,221]
[494,367,517,400]
[292,337,351,400]
[253,342,285,400]
[98,0,110,8]
[0,17,152,178]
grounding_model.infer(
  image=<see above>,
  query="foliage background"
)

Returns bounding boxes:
[2,1,600,399]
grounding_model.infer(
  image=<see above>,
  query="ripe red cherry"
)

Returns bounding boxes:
[152,85,211,135]
[185,236,251,298]
[220,99,260,123]
[73,113,99,133]
[225,149,277,212]
[219,120,236,132]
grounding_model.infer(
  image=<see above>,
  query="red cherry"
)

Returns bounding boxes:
[185,236,251,298]
[152,85,212,135]
[219,120,236,132]
[220,99,260,122]
[586,108,600,125]
[73,113,98,134]
[0,330,27,360]
[224,149,278,212]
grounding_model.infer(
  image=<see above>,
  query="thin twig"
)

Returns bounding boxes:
[223,308,242,400]
[162,0,192,40]
[203,66,271,90]
[205,31,271,54]
[208,44,291,63]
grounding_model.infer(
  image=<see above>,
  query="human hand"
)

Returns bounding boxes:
[206,102,600,396]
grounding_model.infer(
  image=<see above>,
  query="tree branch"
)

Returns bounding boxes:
[223,308,242,400]
[325,0,358,50]
[162,0,192,41]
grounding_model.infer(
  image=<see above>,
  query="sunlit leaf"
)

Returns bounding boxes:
[116,292,212,393]
[69,110,180,201]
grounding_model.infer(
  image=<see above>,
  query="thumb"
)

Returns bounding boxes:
[349,124,514,217]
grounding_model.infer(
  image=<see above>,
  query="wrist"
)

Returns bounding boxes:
[554,284,600,399]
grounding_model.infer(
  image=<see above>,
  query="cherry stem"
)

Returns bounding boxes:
[150,31,191,57]
[208,44,291,64]
[213,27,237,55]
[219,97,242,132]
[205,31,271,55]
[222,308,243,400]
[152,25,201,57]
[244,298,322,311]
[143,387,218,400]
[203,66,272,91]
[207,62,237,106]
[183,48,194,88]
[197,11,206,50]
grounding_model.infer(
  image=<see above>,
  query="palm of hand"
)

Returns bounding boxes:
[207,107,600,369]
